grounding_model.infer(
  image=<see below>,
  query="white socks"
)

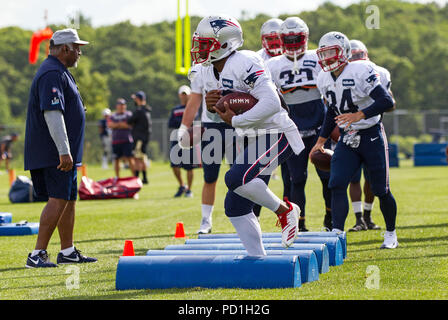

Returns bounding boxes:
[31,250,43,257]
[201,204,213,225]
[229,212,266,256]
[364,202,374,211]
[233,178,281,212]
[60,246,75,256]
[352,201,362,213]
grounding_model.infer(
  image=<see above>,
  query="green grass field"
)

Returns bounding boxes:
[0,159,447,300]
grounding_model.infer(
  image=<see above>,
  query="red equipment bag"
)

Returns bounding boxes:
[78,176,142,200]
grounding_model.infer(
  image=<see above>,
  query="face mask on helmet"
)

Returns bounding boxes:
[317,45,348,72]
[281,33,308,58]
[349,49,368,62]
[191,35,221,65]
[261,33,282,56]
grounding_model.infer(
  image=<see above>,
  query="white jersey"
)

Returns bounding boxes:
[317,60,382,131]
[370,62,391,90]
[188,64,223,123]
[256,48,274,62]
[189,50,303,154]
[266,50,322,105]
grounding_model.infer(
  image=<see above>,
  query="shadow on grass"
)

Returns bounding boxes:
[397,223,448,230]
[75,234,177,244]
[345,252,448,264]
[54,287,209,300]
[348,241,448,253]
[349,235,448,246]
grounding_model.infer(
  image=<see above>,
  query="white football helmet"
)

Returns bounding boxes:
[191,15,243,66]
[317,31,351,72]
[279,17,309,58]
[349,39,368,61]
[260,18,283,57]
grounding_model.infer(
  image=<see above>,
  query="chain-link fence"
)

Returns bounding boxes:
[2,110,447,168]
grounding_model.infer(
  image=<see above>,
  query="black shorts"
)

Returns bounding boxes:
[112,142,134,159]
[30,166,78,201]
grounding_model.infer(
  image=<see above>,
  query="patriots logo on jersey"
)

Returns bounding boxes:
[366,73,379,83]
[210,19,239,34]
[244,70,264,88]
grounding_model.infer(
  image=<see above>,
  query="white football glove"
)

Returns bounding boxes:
[177,124,191,149]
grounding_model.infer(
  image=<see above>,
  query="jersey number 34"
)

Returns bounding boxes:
[325,89,358,114]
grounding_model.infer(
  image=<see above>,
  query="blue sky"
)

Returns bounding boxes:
[1,0,447,30]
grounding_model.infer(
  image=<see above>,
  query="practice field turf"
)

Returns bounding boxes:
[0,160,447,300]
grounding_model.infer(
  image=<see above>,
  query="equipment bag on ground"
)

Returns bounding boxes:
[78,176,142,200]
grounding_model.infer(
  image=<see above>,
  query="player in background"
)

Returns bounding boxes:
[347,39,396,232]
[187,14,304,254]
[310,31,398,249]
[266,17,332,232]
[253,17,285,219]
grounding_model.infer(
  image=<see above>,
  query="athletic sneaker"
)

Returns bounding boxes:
[174,186,186,198]
[364,214,381,230]
[26,250,58,268]
[184,189,193,198]
[277,200,300,248]
[348,217,368,232]
[57,247,98,264]
[380,230,399,249]
[197,218,212,234]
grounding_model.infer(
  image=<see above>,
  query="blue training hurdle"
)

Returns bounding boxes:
[165,243,330,273]
[116,255,302,290]
[198,231,347,259]
[0,222,39,236]
[185,237,343,266]
[146,249,320,283]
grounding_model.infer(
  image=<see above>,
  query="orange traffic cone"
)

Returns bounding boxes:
[9,169,16,187]
[174,222,186,238]
[81,164,87,177]
[122,240,135,256]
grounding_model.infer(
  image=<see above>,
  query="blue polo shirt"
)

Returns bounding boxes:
[25,55,86,170]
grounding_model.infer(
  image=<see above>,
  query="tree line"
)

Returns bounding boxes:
[0,0,447,126]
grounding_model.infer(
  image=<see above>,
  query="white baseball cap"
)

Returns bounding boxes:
[178,85,191,95]
[51,28,89,45]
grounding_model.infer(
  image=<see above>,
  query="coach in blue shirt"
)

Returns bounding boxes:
[24,29,96,268]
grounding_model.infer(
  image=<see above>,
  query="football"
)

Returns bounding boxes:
[180,125,204,148]
[330,126,340,143]
[215,92,258,115]
[310,148,334,172]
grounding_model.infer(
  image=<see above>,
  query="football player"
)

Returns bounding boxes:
[266,17,332,231]
[253,17,285,219]
[176,64,239,235]
[187,14,305,254]
[257,18,283,61]
[310,31,398,249]
[347,39,395,232]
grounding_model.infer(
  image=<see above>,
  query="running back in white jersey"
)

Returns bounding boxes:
[191,50,297,135]
[317,60,382,131]
[188,64,223,123]
[266,50,322,105]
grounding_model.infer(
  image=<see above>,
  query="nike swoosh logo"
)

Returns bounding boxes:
[371,137,379,141]
[29,257,40,264]
[246,65,253,73]
[62,256,80,262]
